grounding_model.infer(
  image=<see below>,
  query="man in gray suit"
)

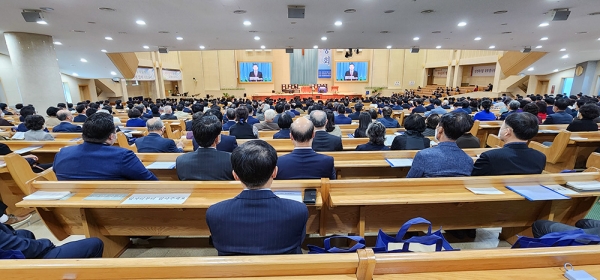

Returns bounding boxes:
[176,115,234,181]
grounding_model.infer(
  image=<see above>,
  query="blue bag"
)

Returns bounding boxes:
[307,235,366,254]
[0,249,25,259]
[373,217,456,253]
[512,229,600,248]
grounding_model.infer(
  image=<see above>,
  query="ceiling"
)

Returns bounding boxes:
[1,0,600,78]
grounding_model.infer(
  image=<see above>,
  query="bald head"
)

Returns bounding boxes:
[309,110,327,128]
[57,109,72,121]
[146,118,164,132]
[290,117,314,143]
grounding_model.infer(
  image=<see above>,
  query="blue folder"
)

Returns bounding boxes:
[506,185,570,201]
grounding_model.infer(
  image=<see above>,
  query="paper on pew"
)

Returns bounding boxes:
[146,162,176,169]
[543,184,578,195]
[566,181,600,191]
[11,132,24,140]
[466,187,504,195]
[84,193,129,201]
[385,158,413,167]
[384,135,396,146]
[13,146,42,154]
[23,191,71,200]
[274,191,303,203]
[571,137,588,140]
[121,193,191,205]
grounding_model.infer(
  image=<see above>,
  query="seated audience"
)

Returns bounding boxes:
[222,108,237,131]
[353,112,372,138]
[424,99,446,117]
[23,115,54,141]
[377,107,401,128]
[567,103,600,132]
[53,112,158,180]
[16,105,37,132]
[543,98,573,124]
[536,101,548,121]
[229,106,258,139]
[422,114,440,137]
[310,110,343,152]
[177,115,234,181]
[173,104,189,120]
[73,104,87,122]
[523,102,542,124]
[472,113,546,175]
[391,114,430,150]
[273,113,292,139]
[246,106,260,125]
[532,219,600,238]
[455,115,479,149]
[326,110,342,137]
[406,112,474,178]
[45,107,61,127]
[160,106,178,120]
[190,110,238,153]
[135,118,184,153]
[499,100,520,120]
[125,108,146,127]
[52,110,83,133]
[411,99,426,113]
[334,105,352,124]
[254,109,280,131]
[349,104,363,120]
[473,100,497,121]
[356,122,390,151]
[206,140,308,255]
[276,117,336,179]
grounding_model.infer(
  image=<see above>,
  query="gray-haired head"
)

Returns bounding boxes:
[146,118,164,132]
[509,100,521,111]
[309,110,327,128]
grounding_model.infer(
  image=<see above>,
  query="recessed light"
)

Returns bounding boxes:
[53,41,62,45]
[413,37,419,41]
[260,45,265,49]
[344,9,356,13]
[176,37,183,40]
[562,54,569,59]
[37,20,47,25]
[527,67,534,71]
[598,38,600,40]
[540,37,548,40]
[489,45,496,49]
[199,45,205,49]
[474,37,481,41]
[101,49,107,53]
[313,45,318,49]
[233,10,247,14]
[539,22,549,27]
[334,21,342,26]
[254,36,260,40]
[72,73,79,77]
[386,45,392,49]
[458,22,467,27]
[553,69,559,72]
[80,58,87,62]
[143,45,149,49]
[321,36,327,41]
[243,21,251,26]
[436,46,441,49]
[111,71,117,75]
[136,20,146,25]
[105,37,113,40]
[560,48,566,51]
[88,21,96,24]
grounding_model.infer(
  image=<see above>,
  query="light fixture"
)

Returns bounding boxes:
[254,36,260,40]
[489,45,495,49]
[37,20,47,25]
[105,36,113,40]
[562,54,569,59]
[334,21,342,26]
[101,49,107,53]
[136,20,146,25]
[313,45,318,49]
[110,71,117,75]
[199,45,205,49]
[539,22,549,27]
[553,69,559,72]
[598,38,600,40]
[260,45,265,49]
[436,46,441,49]
[176,36,183,40]
[413,37,419,41]
[321,36,327,41]
[53,41,62,45]
[72,73,78,77]
[536,45,543,49]
[474,37,481,41]
[540,37,548,40]
[457,22,467,27]
[80,58,87,62]
[143,45,149,49]
[527,67,534,71]
[386,45,392,49]
[243,20,251,26]
[560,48,566,51]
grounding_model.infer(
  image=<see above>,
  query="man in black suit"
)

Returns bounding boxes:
[348,104,363,120]
[206,140,308,255]
[309,110,343,152]
[472,113,546,176]
[344,63,359,81]
[543,97,574,124]
[135,118,184,153]
[249,64,263,81]
[176,115,234,181]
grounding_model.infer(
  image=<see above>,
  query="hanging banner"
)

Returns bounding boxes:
[133,67,156,81]
[471,65,496,77]
[162,69,182,81]
[318,49,332,78]
[433,68,447,77]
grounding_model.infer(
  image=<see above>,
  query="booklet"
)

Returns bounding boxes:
[23,191,71,200]
[506,185,570,201]
[385,158,413,167]
[146,162,176,169]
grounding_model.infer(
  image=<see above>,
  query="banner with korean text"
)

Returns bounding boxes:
[471,65,496,77]
[318,49,332,78]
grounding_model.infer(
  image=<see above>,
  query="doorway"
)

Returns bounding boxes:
[536,80,549,95]
[426,68,434,85]
[79,85,90,101]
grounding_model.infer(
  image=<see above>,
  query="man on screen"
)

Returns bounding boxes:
[344,63,359,81]
[249,64,263,81]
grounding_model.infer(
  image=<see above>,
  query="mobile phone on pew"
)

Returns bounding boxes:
[303,189,317,205]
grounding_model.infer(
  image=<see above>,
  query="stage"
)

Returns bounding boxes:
[251,92,363,101]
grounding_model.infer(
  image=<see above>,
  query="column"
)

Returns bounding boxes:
[446,66,454,87]
[4,32,64,111]
[493,62,502,92]
[453,66,463,88]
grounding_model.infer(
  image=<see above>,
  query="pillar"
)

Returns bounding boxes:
[493,62,502,92]
[4,32,64,111]
[453,66,463,88]
[446,66,454,87]
[571,61,598,96]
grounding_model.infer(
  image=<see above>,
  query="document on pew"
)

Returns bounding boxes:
[466,187,504,195]
[385,158,413,167]
[121,193,191,205]
[384,135,396,146]
[146,162,176,169]
[23,191,72,200]
[506,185,570,201]
[11,132,24,140]
[347,134,354,138]
[538,130,559,134]
[84,193,129,201]
[571,137,588,141]
[13,146,42,155]
[273,191,303,203]
[543,184,579,195]
[566,181,600,192]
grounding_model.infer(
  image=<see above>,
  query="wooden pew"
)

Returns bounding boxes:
[530,131,600,172]
[0,139,82,162]
[224,128,407,138]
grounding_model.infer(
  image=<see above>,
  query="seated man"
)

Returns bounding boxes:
[544,97,574,124]
[499,100,521,120]
[407,112,474,178]
[348,104,363,120]
[334,105,352,124]
[177,115,234,181]
[52,110,83,133]
[135,118,184,153]
[254,109,280,131]
[377,107,401,128]
[188,110,238,153]
[455,115,480,149]
[276,117,336,179]
[472,113,546,176]
[73,104,87,122]
[222,108,237,131]
[532,219,600,238]
[159,106,178,120]
[53,113,158,180]
[206,140,308,255]
[310,110,343,152]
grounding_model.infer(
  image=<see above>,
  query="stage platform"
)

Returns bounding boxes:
[251,92,363,101]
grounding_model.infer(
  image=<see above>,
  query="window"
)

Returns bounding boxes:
[561,78,573,96]
[62,82,72,103]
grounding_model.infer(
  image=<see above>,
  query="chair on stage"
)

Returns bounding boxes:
[331,86,339,93]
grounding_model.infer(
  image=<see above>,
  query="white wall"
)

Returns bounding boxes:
[543,68,575,95]
[0,54,22,106]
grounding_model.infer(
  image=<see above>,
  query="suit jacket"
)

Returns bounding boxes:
[73,115,87,123]
[567,119,599,132]
[412,106,426,113]
[176,148,234,181]
[377,117,400,128]
[24,130,54,141]
[160,114,178,120]
[472,142,546,176]
[185,120,193,131]
[334,114,352,125]
[249,71,263,78]
[390,131,430,150]
[456,133,481,149]
[254,121,279,131]
[543,111,573,124]
[344,70,359,79]
[246,116,260,125]
[222,121,236,131]
[206,190,308,256]
[276,149,336,179]
[125,118,146,127]
[0,223,54,258]
[356,142,390,151]
[135,133,182,153]
[348,111,361,120]
[273,129,291,139]
[53,142,157,180]
[52,122,82,133]
[189,132,238,153]
[312,131,343,152]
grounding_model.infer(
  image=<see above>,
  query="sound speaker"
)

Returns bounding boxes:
[286,48,293,53]
[288,5,305,18]
[158,47,168,53]
[552,10,570,21]
[521,47,532,53]
[410,47,420,53]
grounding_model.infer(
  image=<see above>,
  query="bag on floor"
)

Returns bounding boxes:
[512,229,600,248]
[373,217,456,253]
[307,235,365,254]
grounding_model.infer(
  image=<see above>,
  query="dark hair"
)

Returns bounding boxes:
[82,112,115,143]
[231,140,278,189]
[535,101,547,114]
[439,112,473,140]
[235,106,249,124]
[337,105,346,114]
[192,115,222,148]
[325,110,336,132]
[57,103,66,109]
[275,103,284,114]
[504,112,539,140]
[277,112,293,129]
[368,108,378,120]
[579,104,600,120]
[46,107,59,117]
[404,113,426,133]
[522,103,539,117]
[191,103,204,114]
[425,113,440,129]
[24,115,45,130]
[462,101,470,109]
[86,108,97,117]
[555,98,569,110]
[225,108,236,122]
[76,104,86,113]
[15,104,23,110]
[192,111,204,121]
[128,108,141,118]
[367,122,386,146]
[0,103,7,110]
[433,99,441,106]
[481,100,492,113]
[204,109,224,121]
[382,107,392,117]
[20,105,36,118]
[354,104,363,112]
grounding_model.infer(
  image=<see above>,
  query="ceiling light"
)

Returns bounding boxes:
[539,22,549,27]
[199,45,205,49]
[413,37,419,41]
[80,58,87,62]
[553,69,559,72]
[540,37,548,40]
[176,36,183,40]
[243,21,251,26]
[560,48,566,51]
[536,45,543,49]
[527,67,534,71]
[321,36,327,41]
[101,49,107,53]
[334,21,342,26]
[105,36,113,40]
[136,20,146,25]
[598,38,600,40]
[474,37,481,41]
[386,45,392,49]
[110,71,117,75]
[254,36,260,40]
[72,73,78,77]
[143,45,149,49]
[562,54,569,59]
[313,45,318,49]
[489,45,495,49]
[37,20,47,25]
[458,22,467,27]
[53,41,62,45]
[436,46,441,49]
[260,45,265,49]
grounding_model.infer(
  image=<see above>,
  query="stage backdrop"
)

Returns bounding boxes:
[238,62,273,83]
[335,61,369,82]
[290,49,318,85]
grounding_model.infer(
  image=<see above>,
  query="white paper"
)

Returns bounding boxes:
[466,187,504,195]
[566,181,600,191]
[11,132,24,140]
[84,193,129,201]
[571,137,588,140]
[538,130,559,134]
[384,135,396,146]
[388,242,437,252]
[543,184,578,195]
[121,193,191,205]
[274,191,303,203]
[146,162,176,169]
[23,191,71,200]
[386,158,413,167]
[430,141,438,146]
[13,145,43,155]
